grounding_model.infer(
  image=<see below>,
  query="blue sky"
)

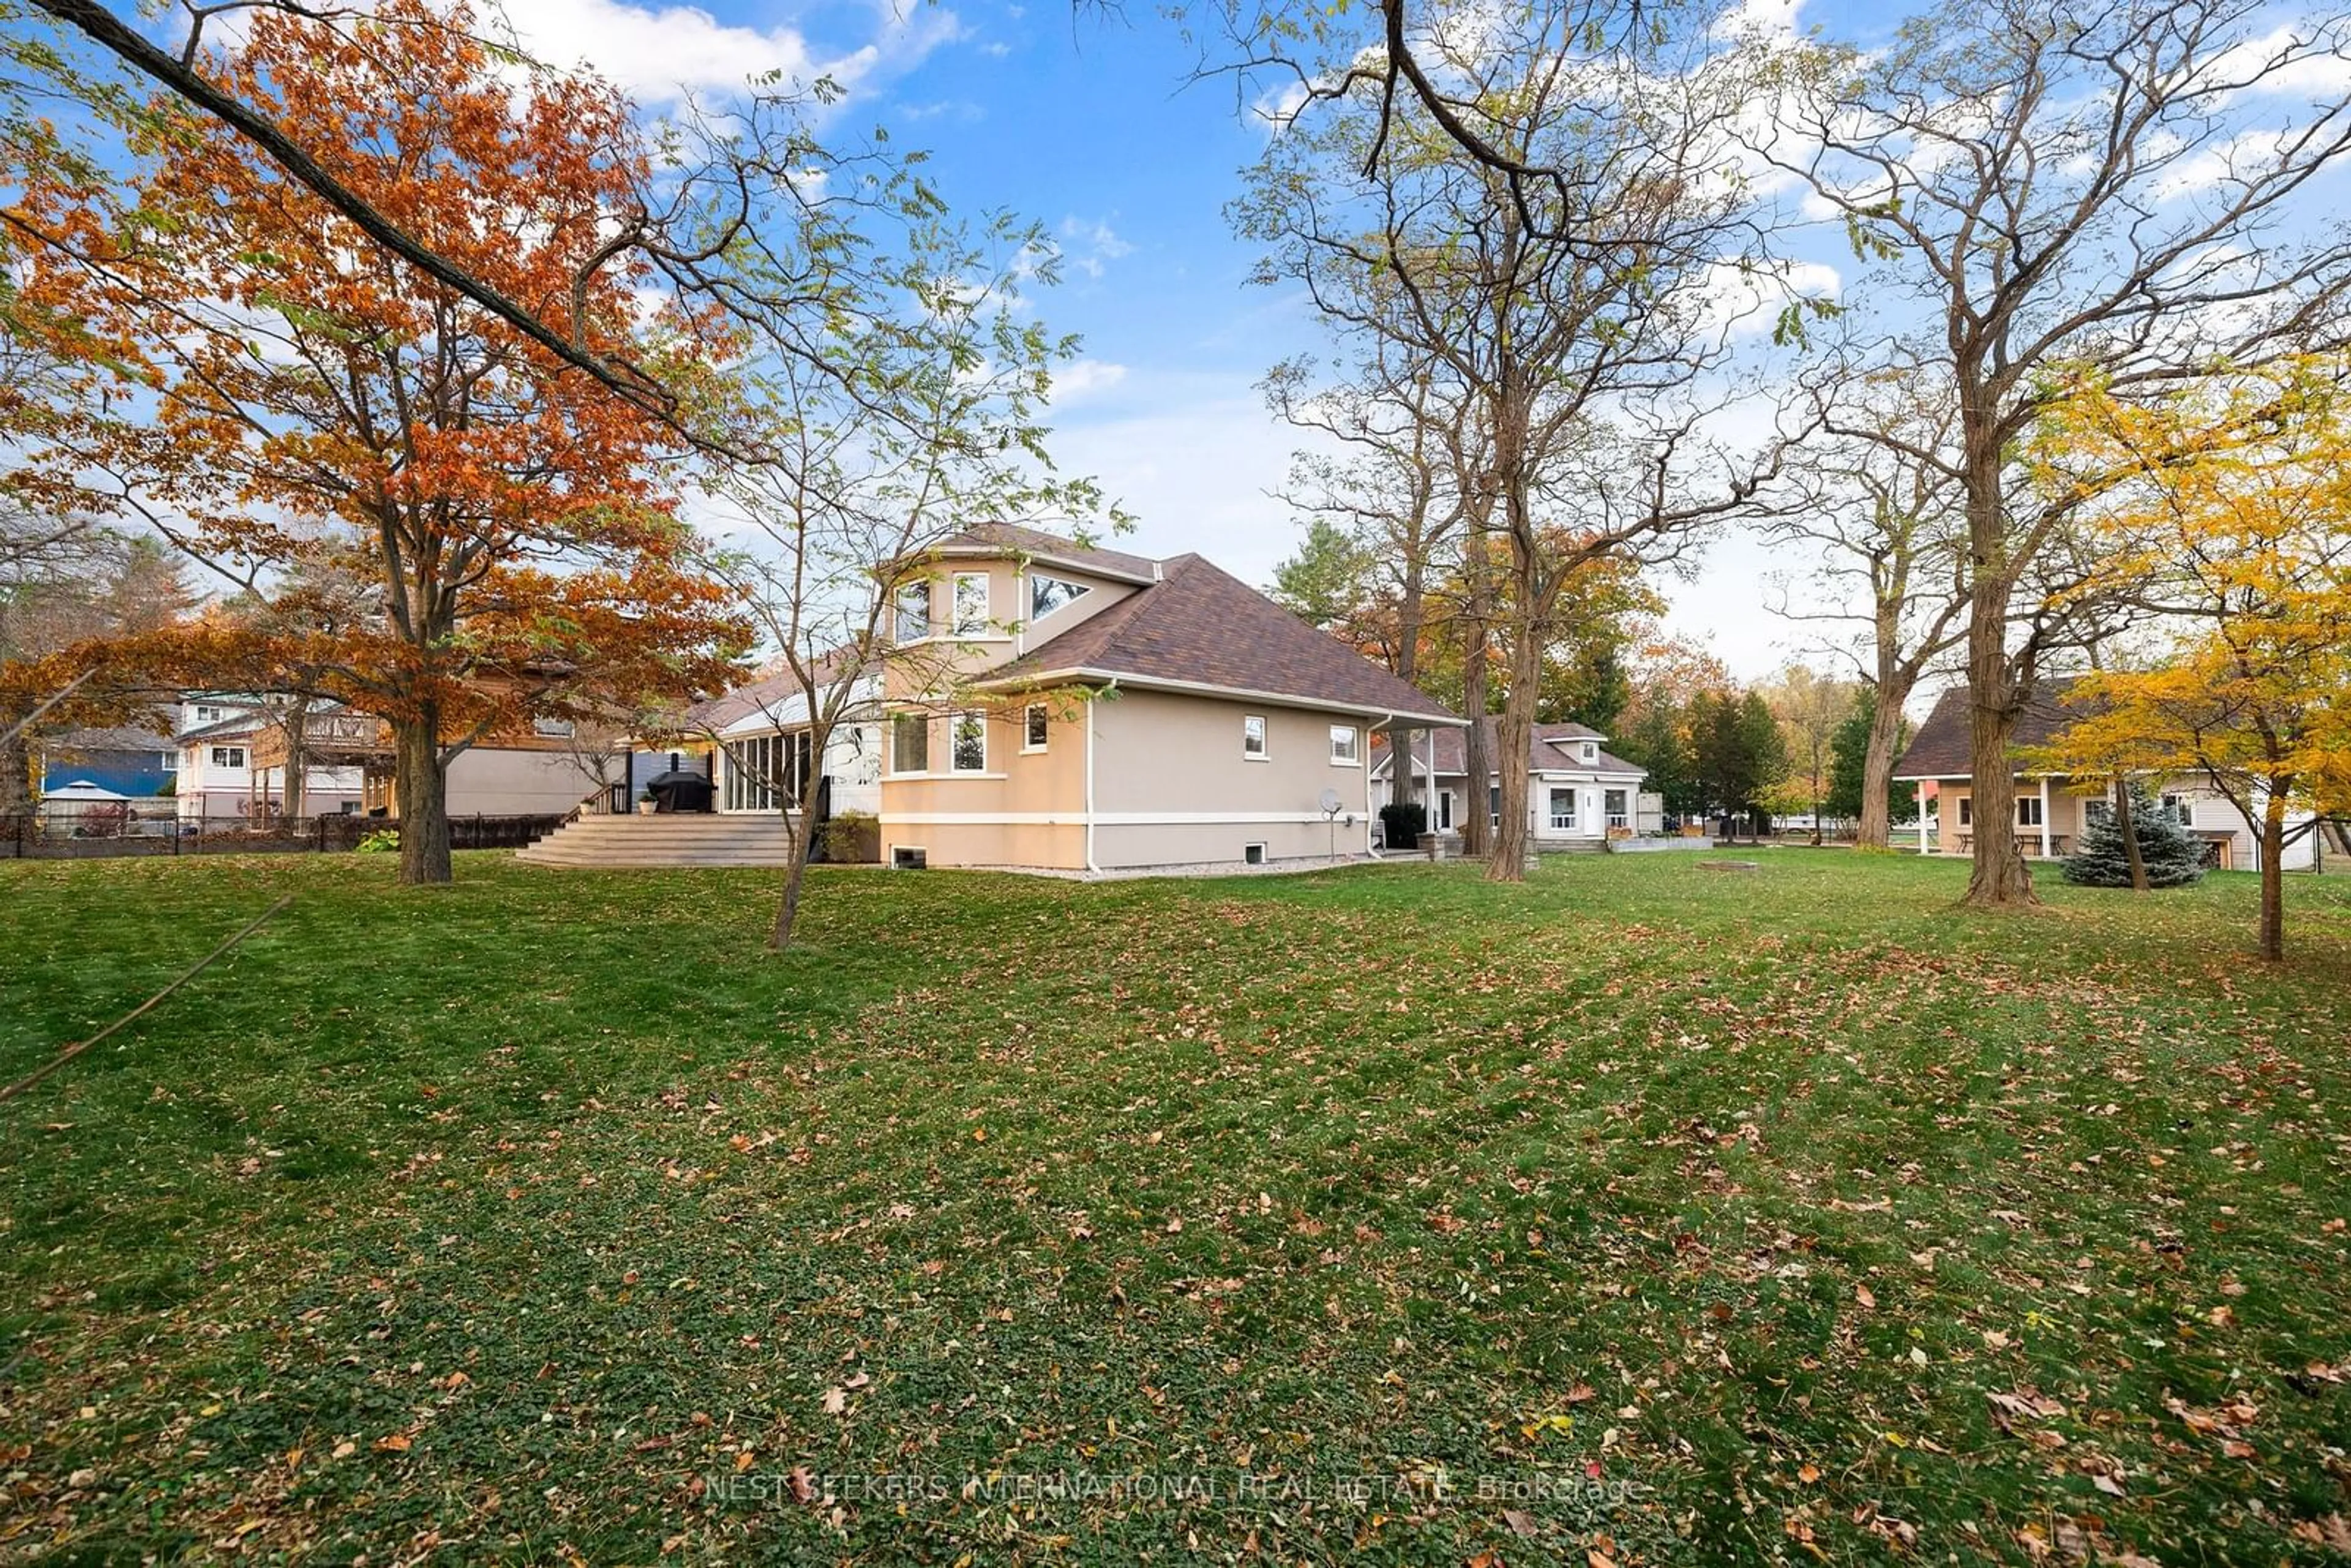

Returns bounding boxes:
[491,0,1843,684]
[132,0,2343,695]
[492,0,1431,631]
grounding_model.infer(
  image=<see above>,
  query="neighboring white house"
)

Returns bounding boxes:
[174,696,365,822]
[1371,718,1652,847]
[1894,680,2319,872]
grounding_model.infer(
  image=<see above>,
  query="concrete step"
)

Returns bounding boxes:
[516,812,802,868]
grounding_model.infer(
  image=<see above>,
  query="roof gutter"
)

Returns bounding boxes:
[976,666,1464,729]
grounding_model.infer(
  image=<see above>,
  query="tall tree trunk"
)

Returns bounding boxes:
[1459,527,1494,860]
[2113,776,2148,891]
[1959,527,2034,906]
[0,721,33,817]
[1855,675,1911,852]
[1384,565,1427,838]
[1487,618,1540,882]
[2258,792,2288,962]
[394,707,452,885]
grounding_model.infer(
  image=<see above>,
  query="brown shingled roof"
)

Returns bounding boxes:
[981,554,1461,724]
[1371,717,1647,780]
[1893,677,2095,779]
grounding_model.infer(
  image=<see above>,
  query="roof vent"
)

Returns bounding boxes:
[1152,560,1163,581]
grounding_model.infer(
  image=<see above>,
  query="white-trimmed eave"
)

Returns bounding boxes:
[976,666,1465,729]
[930,546,1158,588]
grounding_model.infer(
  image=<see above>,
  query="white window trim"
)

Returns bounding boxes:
[1242,715,1269,760]
[888,713,931,777]
[1548,787,1577,831]
[951,572,991,638]
[1029,572,1092,622]
[1022,703,1049,754]
[1329,725,1361,767]
[950,710,988,774]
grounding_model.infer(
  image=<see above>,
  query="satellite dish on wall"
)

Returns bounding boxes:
[1318,787,1343,816]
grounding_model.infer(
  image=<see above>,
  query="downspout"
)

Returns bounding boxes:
[1083,683,1105,875]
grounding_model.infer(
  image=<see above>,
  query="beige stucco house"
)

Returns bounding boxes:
[876,525,1464,873]
[1894,678,2317,872]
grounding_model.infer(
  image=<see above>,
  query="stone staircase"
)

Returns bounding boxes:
[514,812,800,869]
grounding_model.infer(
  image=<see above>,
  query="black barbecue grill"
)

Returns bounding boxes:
[645,766,714,813]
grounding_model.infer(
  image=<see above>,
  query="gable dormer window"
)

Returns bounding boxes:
[1581,741,1597,763]
[1030,573,1091,620]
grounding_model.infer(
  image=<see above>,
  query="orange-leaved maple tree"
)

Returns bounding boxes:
[2030,358,2351,961]
[9,0,748,883]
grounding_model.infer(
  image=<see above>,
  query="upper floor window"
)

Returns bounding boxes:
[894,580,934,642]
[1330,725,1360,766]
[891,713,929,774]
[532,717,575,738]
[1242,715,1267,759]
[1024,703,1049,752]
[1581,741,1598,763]
[194,704,223,724]
[1030,574,1091,620]
[951,572,990,637]
[211,746,246,768]
[950,711,988,773]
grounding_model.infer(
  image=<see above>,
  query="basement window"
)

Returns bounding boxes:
[1243,842,1266,866]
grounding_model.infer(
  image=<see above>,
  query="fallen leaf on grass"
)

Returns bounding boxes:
[2287,1515,2351,1552]
[373,1433,411,1453]
[1989,1390,2068,1421]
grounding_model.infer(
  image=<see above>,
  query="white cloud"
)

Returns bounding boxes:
[1052,359,1129,401]
[495,0,962,107]
[1058,216,1135,279]
[1689,257,1842,339]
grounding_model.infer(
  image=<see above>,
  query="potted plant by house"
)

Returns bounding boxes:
[636,789,658,816]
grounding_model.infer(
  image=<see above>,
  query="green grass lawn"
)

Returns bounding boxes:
[2,850,2348,1565]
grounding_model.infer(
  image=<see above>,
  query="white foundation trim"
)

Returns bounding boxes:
[889,811,1343,826]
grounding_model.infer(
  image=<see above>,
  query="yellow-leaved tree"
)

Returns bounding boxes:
[2031,358,2351,961]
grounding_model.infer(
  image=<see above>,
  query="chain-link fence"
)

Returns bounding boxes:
[0,804,564,860]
